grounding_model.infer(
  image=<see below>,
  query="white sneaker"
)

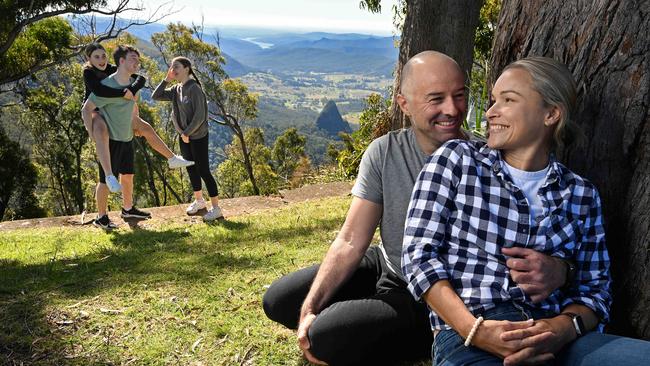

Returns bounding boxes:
[186,199,206,214]
[105,175,122,193]
[168,155,195,169]
[203,206,223,221]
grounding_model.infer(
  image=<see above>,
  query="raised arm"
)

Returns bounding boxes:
[152,66,176,101]
[151,79,175,101]
[298,197,382,364]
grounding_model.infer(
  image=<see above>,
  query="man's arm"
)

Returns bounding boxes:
[297,197,382,364]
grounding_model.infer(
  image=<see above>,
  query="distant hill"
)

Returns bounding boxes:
[79,17,396,76]
[227,35,397,76]
[235,47,394,75]
[316,101,351,137]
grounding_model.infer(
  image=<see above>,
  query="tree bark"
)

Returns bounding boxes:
[389,0,483,130]
[491,0,650,339]
[234,126,260,196]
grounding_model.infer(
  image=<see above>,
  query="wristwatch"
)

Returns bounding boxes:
[559,312,585,337]
[561,258,577,290]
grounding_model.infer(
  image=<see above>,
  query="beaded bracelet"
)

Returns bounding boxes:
[464,316,484,347]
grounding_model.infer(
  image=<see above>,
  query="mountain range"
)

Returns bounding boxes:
[84,18,397,76]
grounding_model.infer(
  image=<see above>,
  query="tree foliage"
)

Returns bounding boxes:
[272,128,308,186]
[217,127,279,197]
[465,0,501,135]
[20,63,88,216]
[0,0,170,86]
[0,125,44,220]
[334,93,391,178]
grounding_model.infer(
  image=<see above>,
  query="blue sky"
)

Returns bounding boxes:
[110,0,399,35]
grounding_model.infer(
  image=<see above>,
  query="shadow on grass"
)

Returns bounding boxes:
[0,213,344,364]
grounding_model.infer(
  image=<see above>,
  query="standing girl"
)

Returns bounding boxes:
[152,56,223,221]
[83,43,194,192]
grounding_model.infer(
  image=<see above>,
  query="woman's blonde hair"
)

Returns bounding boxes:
[504,56,583,149]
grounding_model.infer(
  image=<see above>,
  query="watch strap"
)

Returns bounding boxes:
[559,312,585,337]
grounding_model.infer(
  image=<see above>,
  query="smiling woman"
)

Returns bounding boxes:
[487,57,581,171]
[402,56,650,365]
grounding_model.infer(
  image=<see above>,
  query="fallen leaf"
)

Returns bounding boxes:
[99,308,122,314]
[191,337,203,352]
[215,335,228,347]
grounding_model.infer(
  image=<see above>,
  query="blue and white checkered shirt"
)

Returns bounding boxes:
[402,140,611,330]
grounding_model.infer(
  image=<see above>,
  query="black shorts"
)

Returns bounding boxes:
[98,139,134,183]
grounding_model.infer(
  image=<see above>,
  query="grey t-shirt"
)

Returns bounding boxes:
[351,128,429,279]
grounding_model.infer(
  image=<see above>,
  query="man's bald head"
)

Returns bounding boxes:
[395,51,467,154]
[400,51,464,98]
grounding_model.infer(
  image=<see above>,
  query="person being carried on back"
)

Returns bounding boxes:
[81,45,152,229]
[81,42,194,194]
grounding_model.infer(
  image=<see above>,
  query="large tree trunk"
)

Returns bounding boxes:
[389,0,483,130]
[491,0,650,339]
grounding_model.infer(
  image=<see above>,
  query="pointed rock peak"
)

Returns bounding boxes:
[316,101,351,137]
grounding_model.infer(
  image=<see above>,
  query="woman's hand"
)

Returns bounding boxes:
[471,319,547,360]
[165,66,174,82]
[500,317,575,366]
[181,134,190,143]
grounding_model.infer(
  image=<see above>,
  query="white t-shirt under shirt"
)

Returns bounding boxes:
[501,161,550,223]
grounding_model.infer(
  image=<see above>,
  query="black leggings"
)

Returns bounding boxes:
[179,134,218,197]
[262,246,433,366]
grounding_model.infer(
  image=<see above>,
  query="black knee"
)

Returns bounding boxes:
[262,279,300,329]
[263,266,320,329]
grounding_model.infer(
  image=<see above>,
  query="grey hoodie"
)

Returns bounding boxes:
[152,78,209,139]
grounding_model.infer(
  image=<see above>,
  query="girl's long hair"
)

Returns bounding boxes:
[172,56,202,87]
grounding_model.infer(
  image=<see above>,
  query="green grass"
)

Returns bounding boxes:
[0,197,353,365]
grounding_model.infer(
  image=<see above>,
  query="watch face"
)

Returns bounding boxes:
[572,314,586,336]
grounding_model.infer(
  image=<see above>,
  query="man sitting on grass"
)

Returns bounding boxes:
[262,51,572,365]
[82,45,151,229]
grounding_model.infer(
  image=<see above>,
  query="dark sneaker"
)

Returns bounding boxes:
[121,206,151,219]
[93,214,117,230]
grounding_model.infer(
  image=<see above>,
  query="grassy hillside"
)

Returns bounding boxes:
[0,197,352,365]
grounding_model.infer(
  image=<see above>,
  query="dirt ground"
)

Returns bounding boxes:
[0,181,353,231]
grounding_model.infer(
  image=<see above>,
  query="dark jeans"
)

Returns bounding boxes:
[433,302,650,366]
[179,134,218,197]
[262,246,433,366]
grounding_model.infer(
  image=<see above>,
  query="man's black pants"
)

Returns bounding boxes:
[262,246,433,366]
